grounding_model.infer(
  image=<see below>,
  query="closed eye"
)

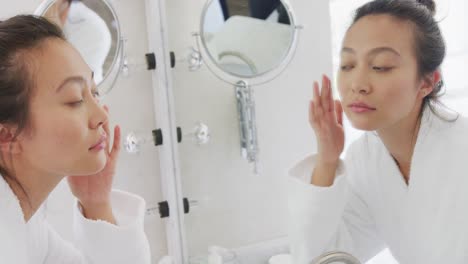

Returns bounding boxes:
[68,100,84,107]
[372,66,393,72]
[340,65,354,71]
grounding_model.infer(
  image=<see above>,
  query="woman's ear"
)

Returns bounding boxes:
[420,70,441,98]
[0,125,21,154]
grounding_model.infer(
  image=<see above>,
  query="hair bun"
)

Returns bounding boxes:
[417,0,436,16]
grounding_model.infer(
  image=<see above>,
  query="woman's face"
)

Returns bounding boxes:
[337,14,430,131]
[17,38,108,177]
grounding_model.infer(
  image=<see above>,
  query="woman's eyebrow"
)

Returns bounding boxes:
[341,47,355,54]
[368,47,401,57]
[56,72,94,93]
[341,46,401,57]
[55,76,86,93]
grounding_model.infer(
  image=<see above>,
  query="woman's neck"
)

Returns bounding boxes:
[376,103,423,181]
[3,158,63,222]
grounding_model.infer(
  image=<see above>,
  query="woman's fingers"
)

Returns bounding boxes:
[319,75,337,114]
[335,100,343,126]
[321,75,335,114]
[101,105,112,154]
[310,75,343,128]
[326,75,335,113]
[309,101,317,125]
[109,125,121,161]
[321,75,330,112]
[313,81,323,117]
[103,122,111,154]
[100,105,121,162]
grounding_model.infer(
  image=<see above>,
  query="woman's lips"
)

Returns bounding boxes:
[89,135,107,151]
[348,102,376,113]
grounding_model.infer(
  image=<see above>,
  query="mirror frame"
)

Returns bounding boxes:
[34,0,124,96]
[197,0,300,85]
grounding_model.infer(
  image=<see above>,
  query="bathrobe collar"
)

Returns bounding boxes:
[0,175,29,263]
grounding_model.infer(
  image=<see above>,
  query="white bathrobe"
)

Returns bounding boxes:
[288,107,468,264]
[0,176,151,264]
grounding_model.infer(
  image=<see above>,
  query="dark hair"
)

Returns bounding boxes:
[0,15,64,197]
[351,0,453,119]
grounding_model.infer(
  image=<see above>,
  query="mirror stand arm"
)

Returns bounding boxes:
[235,80,260,174]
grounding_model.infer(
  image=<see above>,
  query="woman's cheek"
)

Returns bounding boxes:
[46,119,84,148]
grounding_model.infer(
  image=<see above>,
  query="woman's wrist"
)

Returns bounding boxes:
[311,158,339,187]
[79,201,117,225]
[316,154,340,168]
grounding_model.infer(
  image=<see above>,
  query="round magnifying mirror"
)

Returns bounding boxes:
[35,0,124,95]
[200,0,298,81]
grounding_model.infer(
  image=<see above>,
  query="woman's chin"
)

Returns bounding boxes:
[87,161,106,175]
[88,154,107,173]
[348,119,378,131]
[71,155,107,175]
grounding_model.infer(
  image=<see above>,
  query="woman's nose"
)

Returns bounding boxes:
[350,71,371,94]
[352,86,370,94]
[89,101,108,129]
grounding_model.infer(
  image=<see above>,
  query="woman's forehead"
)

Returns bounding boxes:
[343,14,415,56]
[32,38,90,92]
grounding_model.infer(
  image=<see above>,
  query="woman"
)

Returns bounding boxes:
[0,15,150,263]
[288,0,468,263]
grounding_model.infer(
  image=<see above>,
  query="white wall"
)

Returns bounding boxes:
[165,0,333,258]
[0,0,168,263]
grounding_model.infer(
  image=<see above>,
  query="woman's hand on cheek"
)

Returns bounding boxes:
[67,106,121,223]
